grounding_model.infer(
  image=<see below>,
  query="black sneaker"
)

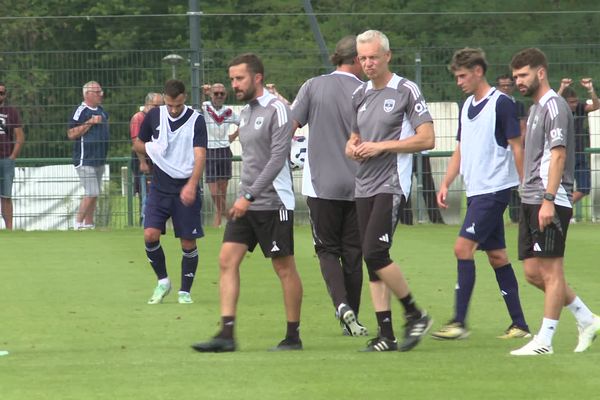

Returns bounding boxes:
[399,311,433,352]
[339,305,369,337]
[191,337,236,353]
[270,337,303,351]
[361,336,398,352]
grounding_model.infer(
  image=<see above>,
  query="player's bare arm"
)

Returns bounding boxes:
[180,146,206,206]
[345,132,362,160]
[437,143,461,209]
[508,135,524,182]
[354,121,434,159]
[67,115,102,140]
[539,146,566,231]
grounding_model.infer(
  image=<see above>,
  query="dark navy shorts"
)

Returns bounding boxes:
[518,203,571,260]
[459,189,511,251]
[206,147,232,183]
[143,186,204,239]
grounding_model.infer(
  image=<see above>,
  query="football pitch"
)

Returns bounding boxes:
[1,224,599,399]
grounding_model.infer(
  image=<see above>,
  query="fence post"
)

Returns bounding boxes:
[414,52,425,223]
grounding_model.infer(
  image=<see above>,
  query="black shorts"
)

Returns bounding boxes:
[206,147,233,183]
[355,193,404,275]
[223,209,294,258]
[518,203,572,260]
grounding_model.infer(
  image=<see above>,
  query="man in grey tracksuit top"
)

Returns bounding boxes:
[193,53,303,353]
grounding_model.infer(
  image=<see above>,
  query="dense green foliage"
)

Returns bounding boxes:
[1,2,599,158]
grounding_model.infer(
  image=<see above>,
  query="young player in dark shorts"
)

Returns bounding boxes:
[432,48,530,341]
[133,79,207,305]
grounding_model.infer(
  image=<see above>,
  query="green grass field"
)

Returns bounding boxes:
[1,224,599,399]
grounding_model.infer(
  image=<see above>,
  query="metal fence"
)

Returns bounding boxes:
[2,12,600,229]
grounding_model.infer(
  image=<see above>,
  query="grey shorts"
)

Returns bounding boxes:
[0,158,15,198]
[76,165,104,197]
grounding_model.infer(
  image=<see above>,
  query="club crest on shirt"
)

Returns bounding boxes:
[531,115,539,131]
[254,116,264,129]
[383,99,395,113]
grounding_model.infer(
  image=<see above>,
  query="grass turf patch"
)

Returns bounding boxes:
[1,224,599,399]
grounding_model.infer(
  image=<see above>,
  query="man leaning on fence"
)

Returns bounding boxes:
[67,81,109,230]
[0,82,24,230]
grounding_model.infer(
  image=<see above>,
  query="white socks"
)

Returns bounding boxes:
[537,318,559,346]
[566,296,595,328]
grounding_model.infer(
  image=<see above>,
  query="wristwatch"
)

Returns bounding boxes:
[243,192,255,202]
[543,192,555,202]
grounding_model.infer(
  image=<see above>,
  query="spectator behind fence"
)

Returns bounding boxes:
[200,83,240,227]
[290,35,367,337]
[0,82,24,230]
[398,152,445,225]
[497,73,528,223]
[557,77,600,206]
[134,79,207,305]
[67,81,109,230]
[130,92,164,222]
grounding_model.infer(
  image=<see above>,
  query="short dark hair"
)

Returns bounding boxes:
[496,74,514,84]
[450,48,487,73]
[510,48,548,71]
[330,35,357,66]
[164,79,186,98]
[561,86,577,99]
[228,53,264,79]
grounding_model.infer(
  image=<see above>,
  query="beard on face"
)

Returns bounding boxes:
[236,85,256,102]
[522,75,540,97]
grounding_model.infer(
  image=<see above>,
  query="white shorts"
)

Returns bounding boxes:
[76,165,104,197]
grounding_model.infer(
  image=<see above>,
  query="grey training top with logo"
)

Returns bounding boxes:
[351,74,433,198]
[238,91,295,211]
[521,89,574,208]
[292,71,363,201]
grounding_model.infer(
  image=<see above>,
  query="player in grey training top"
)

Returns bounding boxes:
[346,30,434,352]
[509,48,600,356]
[291,35,367,337]
[193,53,303,353]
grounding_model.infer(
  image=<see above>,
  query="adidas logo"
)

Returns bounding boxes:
[184,273,195,278]
[378,233,389,243]
[271,241,280,252]
[466,223,476,235]
[192,228,198,234]
[359,103,367,112]
[533,243,542,252]
[501,290,508,296]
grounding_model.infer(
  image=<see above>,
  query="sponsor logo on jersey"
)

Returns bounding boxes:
[383,99,395,113]
[550,127,563,143]
[414,100,429,116]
